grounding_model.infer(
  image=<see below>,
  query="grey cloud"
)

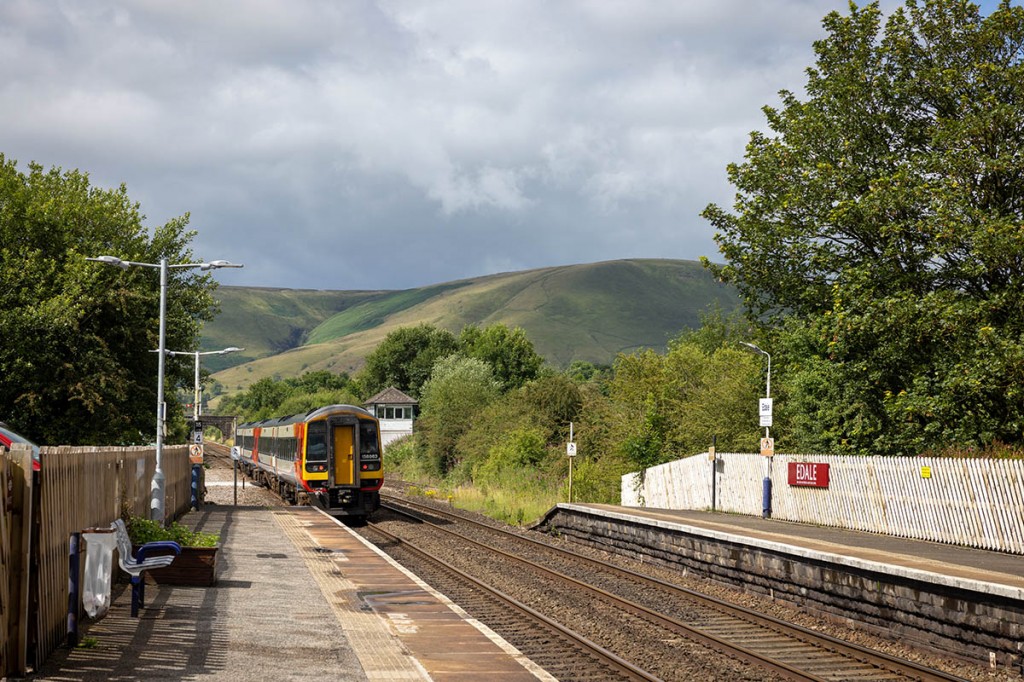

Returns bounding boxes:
[0,0,918,290]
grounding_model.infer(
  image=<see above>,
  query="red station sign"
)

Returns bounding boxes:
[787,462,830,488]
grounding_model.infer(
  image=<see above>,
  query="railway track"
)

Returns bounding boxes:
[203,441,241,466]
[366,521,658,682]
[366,493,969,682]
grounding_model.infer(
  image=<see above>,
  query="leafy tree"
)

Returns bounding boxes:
[275,388,362,417]
[418,355,500,475]
[473,427,548,488]
[224,377,291,419]
[676,304,753,356]
[521,374,583,430]
[218,370,358,421]
[608,337,764,463]
[0,157,217,445]
[702,0,1024,454]
[290,370,353,394]
[358,324,458,398]
[565,360,613,386]
[458,323,544,390]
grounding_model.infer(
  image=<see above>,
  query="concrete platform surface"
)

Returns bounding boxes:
[31,505,548,681]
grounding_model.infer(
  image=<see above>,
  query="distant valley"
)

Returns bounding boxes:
[201,258,740,398]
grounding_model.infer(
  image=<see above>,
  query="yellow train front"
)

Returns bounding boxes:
[235,404,383,518]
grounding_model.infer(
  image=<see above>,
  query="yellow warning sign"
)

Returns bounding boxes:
[760,437,775,457]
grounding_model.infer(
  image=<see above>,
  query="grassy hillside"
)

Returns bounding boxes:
[201,287,386,372]
[206,259,740,399]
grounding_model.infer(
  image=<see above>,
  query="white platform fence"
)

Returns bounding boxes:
[622,453,1024,554]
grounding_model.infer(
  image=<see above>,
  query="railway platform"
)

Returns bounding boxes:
[30,504,548,681]
[539,503,1024,670]
[564,503,1024,595]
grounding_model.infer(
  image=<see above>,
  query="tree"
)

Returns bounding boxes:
[418,355,500,475]
[0,157,217,445]
[458,323,544,390]
[217,370,358,421]
[358,324,458,398]
[702,0,1024,454]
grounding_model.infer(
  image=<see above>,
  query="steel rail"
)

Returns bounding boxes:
[382,495,968,682]
[365,521,661,682]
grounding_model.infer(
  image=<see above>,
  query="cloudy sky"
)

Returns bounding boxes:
[0,0,1012,290]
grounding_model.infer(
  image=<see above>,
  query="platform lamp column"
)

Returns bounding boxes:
[86,255,243,525]
[741,342,773,519]
[160,346,244,511]
[159,347,245,422]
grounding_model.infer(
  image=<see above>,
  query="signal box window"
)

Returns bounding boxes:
[378,406,412,419]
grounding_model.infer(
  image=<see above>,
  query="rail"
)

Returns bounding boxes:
[380,494,969,682]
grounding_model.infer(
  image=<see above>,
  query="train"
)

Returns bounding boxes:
[233,404,382,517]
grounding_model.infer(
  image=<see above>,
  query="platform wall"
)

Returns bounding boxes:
[622,453,1024,554]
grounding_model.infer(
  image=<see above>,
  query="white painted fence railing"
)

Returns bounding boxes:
[622,453,1024,554]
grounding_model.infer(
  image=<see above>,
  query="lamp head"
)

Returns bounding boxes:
[86,255,129,270]
[200,260,243,270]
[740,341,768,356]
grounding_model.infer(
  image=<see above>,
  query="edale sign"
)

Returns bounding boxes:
[787,462,830,488]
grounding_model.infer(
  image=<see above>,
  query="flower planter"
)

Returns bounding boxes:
[137,545,219,586]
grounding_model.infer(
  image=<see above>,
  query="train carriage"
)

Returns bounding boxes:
[235,404,382,517]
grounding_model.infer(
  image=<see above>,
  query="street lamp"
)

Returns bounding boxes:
[740,342,771,415]
[160,347,245,421]
[86,255,243,524]
[741,341,773,518]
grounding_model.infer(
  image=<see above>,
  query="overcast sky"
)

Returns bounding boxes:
[0,0,1012,290]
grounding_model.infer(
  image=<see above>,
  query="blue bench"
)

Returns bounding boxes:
[112,519,181,616]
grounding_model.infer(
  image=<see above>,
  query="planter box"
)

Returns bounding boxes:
[139,545,219,586]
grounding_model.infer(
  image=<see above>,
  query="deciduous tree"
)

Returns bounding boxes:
[358,324,458,398]
[702,0,1024,453]
[0,157,217,445]
[458,323,544,390]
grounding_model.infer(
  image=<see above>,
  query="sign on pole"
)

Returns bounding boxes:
[566,442,577,457]
[759,398,773,427]
[760,437,775,457]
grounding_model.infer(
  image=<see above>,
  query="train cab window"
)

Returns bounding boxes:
[306,421,327,462]
[358,421,381,471]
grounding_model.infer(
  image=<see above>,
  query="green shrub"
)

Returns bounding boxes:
[126,516,220,547]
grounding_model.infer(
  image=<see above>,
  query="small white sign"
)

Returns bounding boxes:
[566,442,577,457]
[759,398,773,427]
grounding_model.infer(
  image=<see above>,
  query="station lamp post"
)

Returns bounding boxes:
[160,347,245,421]
[86,255,243,524]
[740,341,773,518]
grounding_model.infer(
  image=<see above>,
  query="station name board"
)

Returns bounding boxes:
[787,462,830,488]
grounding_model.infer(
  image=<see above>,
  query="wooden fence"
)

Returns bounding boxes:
[1,444,191,678]
[622,453,1024,554]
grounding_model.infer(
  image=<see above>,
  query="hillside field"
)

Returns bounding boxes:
[204,258,739,399]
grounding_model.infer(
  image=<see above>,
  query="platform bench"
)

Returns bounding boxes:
[112,519,181,616]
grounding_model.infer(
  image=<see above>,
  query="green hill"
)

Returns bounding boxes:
[204,259,740,398]
[200,287,386,372]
